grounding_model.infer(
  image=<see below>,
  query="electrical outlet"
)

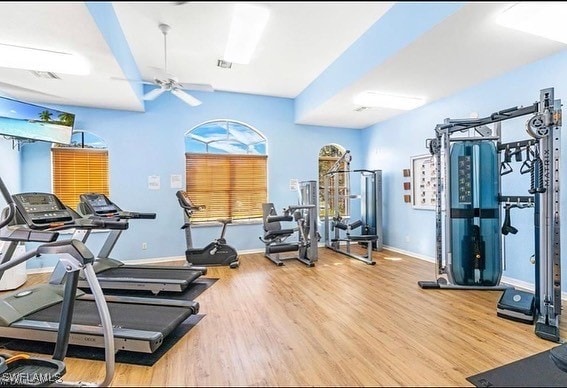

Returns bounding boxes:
[142,243,147,250]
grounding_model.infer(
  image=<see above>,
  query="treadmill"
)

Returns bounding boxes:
[49,192,207,295]
[1,192,199,354]
[0,176,115,386]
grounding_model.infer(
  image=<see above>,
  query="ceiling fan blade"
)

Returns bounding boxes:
[110,76,155,86]
[0,81,61,98]
[143,87,167,101]
[171,89,201,107]
[178,82,214,93]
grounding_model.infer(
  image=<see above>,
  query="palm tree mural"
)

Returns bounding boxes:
[38,110,53,122]
[58,112,75,127]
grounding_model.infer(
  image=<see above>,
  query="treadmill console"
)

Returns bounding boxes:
[79,193,156,220]
[12,193,74,228]
[80,193,119,216]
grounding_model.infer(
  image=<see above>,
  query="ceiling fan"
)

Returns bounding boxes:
[136,23,213,107]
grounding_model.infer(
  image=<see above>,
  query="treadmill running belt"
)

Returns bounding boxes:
[27,300,192,336]
[96,267,202,282]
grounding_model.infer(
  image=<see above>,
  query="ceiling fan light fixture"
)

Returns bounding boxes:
[353,91,425,110]
[223,4,270,65]
[495,3,567,44]
[0,43,90,75]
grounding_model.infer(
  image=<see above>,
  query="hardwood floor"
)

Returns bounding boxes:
[2,248,565,386]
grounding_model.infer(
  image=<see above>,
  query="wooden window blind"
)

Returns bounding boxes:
[52,147,109,210]
[185,153,267,221]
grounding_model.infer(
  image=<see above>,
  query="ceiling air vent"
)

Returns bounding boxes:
[30,70,61,79]
[217,59,233,69]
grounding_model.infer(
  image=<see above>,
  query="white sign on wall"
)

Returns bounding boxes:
[289,179,299,191]
[148,175,161,190]
[170,174,182,189]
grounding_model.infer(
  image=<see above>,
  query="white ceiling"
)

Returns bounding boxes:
[0,2,565,129]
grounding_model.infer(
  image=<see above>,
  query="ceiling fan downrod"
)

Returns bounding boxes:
[158,23,171,75]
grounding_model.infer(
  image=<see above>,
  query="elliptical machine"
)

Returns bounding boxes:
[176,190,239,269]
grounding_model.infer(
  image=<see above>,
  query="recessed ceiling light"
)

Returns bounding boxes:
[223,4,270,65]
[353,91,426,110]
[0,43,90,75]
[495,3,567,44]
[30,70,61,79]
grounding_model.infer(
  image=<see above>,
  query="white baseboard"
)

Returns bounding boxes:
[27,267,58,275]
[499,276,534,292]
[383,245,567,301]
[382,245,435,263]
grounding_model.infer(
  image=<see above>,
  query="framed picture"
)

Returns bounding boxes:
[410,154,438,210]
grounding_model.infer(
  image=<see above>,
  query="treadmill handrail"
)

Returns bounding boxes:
[0,177,15,230]
[0,203,15,231]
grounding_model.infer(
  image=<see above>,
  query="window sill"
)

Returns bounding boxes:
[192,219,263,228]
[52,229,109,235]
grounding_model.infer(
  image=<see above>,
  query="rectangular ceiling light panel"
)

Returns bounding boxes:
[0,43,90,75]
[353,91,425,110]
[224,4,270,65]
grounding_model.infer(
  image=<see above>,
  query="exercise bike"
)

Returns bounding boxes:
[176,191,239,269]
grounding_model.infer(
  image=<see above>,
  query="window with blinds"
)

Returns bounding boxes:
[52,132,109,210]
[184,120,267,222]
[185,153,267,221]
[319,145,350,217]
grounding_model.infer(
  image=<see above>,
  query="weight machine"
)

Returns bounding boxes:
[323,151,383,265]
[417,87,561,343]
[260,180,319,267]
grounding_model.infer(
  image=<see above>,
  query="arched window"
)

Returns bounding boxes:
[51,130,108,209]
[185,120,267,222]
[319,144,350,218]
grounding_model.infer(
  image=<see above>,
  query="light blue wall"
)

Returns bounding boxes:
[361,48,567,288]
[20,90,362,268]
[0,138,21,195]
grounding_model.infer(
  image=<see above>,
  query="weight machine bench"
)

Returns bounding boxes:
[329,218,377,265]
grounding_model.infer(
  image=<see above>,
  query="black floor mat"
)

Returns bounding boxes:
[0,314,204,367]
[0,278,218,367]
[467,348,567,387]
[87,277,218,301]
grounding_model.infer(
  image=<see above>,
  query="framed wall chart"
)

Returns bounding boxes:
[410,154,438,210]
